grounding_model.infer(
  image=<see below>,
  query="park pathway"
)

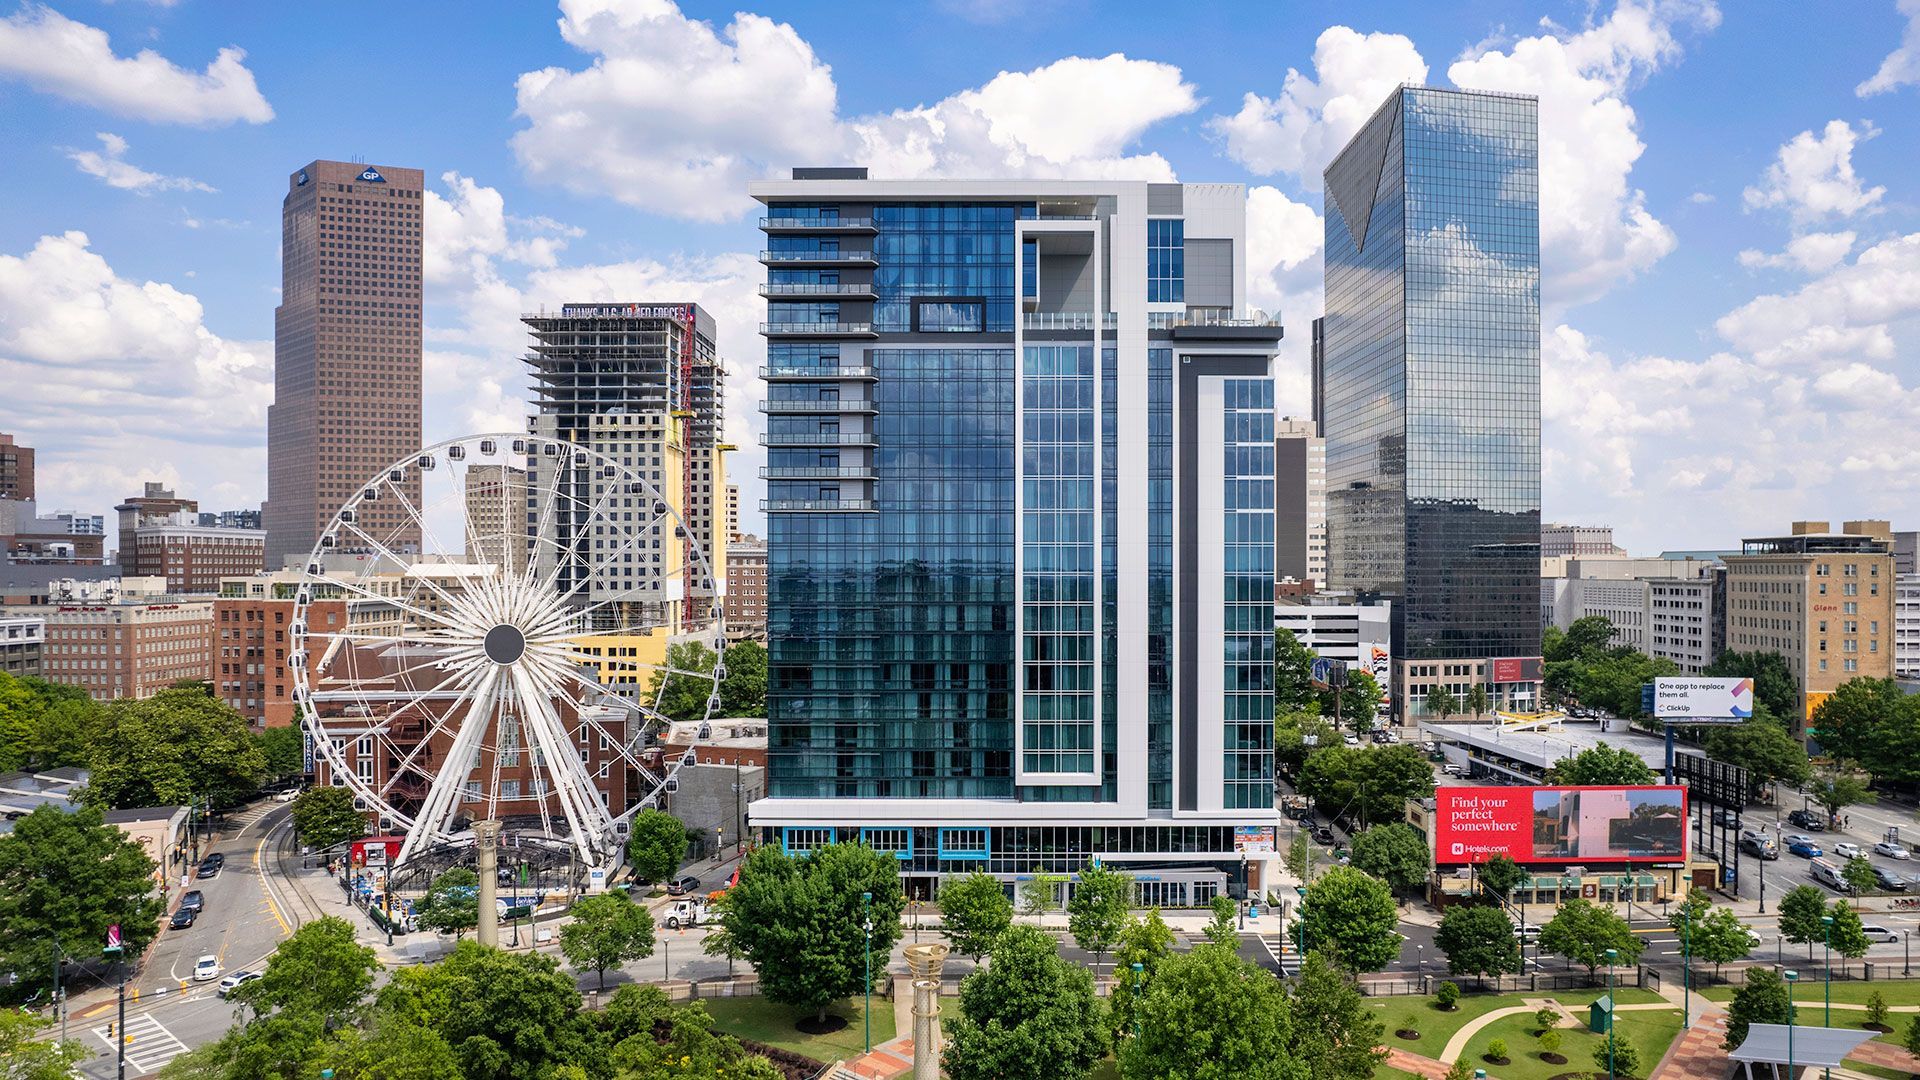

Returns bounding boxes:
[1646,1010,1730,1080]
[1439,1000,1683,1065]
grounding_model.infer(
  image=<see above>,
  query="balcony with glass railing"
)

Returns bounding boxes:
[1022,312,1118,331]
[759,365,876,381]
[762,498,877,512]
[759,398,876,414]
[759,321,878,337]
[760,431,878,447]
[758,250,879,266]
[759,465,877,480]
[759,216,877,233]
[758,282,878,299]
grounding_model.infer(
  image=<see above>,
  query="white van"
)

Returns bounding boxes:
[1809,858,1847,891]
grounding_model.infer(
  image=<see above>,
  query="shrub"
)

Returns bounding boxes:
[1595,1036,1642,1078]
[1444,1059,1474,1080]
[1534,1005,1559,1033]
[1435,980,1461,1009]
[1485,1038,1509,1062]
[1866,991,1890,1029]
[1539,1030,1562,1055]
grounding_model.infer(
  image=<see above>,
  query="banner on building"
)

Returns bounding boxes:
[1433,785,1687,865]
[1233,825,1276,854]
[1489,657,1542,683]
[1653,677,1754,721]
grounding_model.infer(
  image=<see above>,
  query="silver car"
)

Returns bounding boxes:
[1875,841,1911,860]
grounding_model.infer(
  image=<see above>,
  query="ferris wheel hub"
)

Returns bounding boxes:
[484,624,527,665]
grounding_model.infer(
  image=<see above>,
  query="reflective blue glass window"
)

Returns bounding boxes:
[1147,219,1185,303]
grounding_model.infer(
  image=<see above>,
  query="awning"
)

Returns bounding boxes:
[1728,1025,1874,1068]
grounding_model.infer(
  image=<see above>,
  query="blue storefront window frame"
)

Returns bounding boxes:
[937,827,991,860]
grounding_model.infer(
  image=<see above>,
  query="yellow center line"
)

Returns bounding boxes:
[255,827,291,937]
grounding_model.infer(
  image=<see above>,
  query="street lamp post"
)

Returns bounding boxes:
[1130,961,1144,1037]
[1240,854,1248,930]
[1681,904,1691,1028]
[1822,914,1834,1080]
[862,890,874,1055]
[1907,930,1912,978]
[1786,969,1799,1080]
[1605,947,1619,1080]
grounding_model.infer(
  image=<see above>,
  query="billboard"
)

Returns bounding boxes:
[1434,786,1687,865]
[1654,677,1754,721]
[1234,825,1276,854]
[1310,656,1348,689]
[1490,657,1543,683]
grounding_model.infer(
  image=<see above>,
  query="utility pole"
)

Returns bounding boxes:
[52,939,66,1042]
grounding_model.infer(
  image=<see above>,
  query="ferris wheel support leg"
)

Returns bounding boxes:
[474,820,502,949]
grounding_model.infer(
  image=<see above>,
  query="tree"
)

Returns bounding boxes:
[939,872,1013,962]
[1275,711,1337,776]
[1122,943,1304,1080]
[599,988,781,1079]
[1299,866,1400,973]
[316,1015,463,1080]
[1285,833,1312,881]
[1704,714,1812,800]
[717,640,767,718]
[1485,1038,1509,1063]
[0,1009,86,1080]
[1018,871,1064,918]
[1424,686,1458,720]
[0,804,165,1002]
[1465,684,1489,719]
[1206,894,1239,948]
[1534,1006,1558,1033]
[378,941,604,1080]
[1435,981,1461,1010]
[560,890,657,990]
[717,842,905,1024]
[1867,991,1891,1030]
[1350,824,1430,895]
[1725,967,1794,1050]
[1691,907,1757,977]
[1546,744,1656,786]
[254,725,306,785]
[1705,651,1801,722]
[1298,744,1435,826]
[1596,1035,1642,1078]
[414,867,480,938]
[289,787,366,851]
[1903,1015,1920,1058]
[1107,909,1175,1042]
[1274,628,1320,716]
[1844,856,1878,896]
[1478,854,1527,904]
[1434,904,1522,988]
[1443,1059,1473,1080]
[1288,951,1387,1080]
[1547,616,1617,662]
[1779,885,1825,951]
[0,672,98,772]
[1809,677,1907,771]
[232,916,379,1030]
[1668,889,1711,950]
[1066,860,1133,972]
[1324,670,1383,732]
[83,688,267,809]
[1536,898,1642,977]
[647,641,718,724]
[1828,901,1870,959]
[1539,1029,1563,1058]
[623,809,688,886]
[942,925,1106,1080]
[1808,770,1871,823]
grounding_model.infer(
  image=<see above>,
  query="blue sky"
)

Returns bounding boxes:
[2,0,1918,552]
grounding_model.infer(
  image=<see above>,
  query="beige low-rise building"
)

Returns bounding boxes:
[5,595,214,701]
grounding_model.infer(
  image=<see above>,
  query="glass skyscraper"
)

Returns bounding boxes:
[1321,87,1543,715]
[752,170,1283,904]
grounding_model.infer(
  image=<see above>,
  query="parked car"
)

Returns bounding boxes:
[179,890,206,913]
[1834,842,1864,860]
[1788,809,1827,832]
[1511,921,1542,942]
[216,971,261,999]
[192,956,220,982]
[1313,825,1335,845]
[1874,866,1909,891]
[196,859,221,879]
[665,875,702,897]
[1712,808,1741,828]
[169,908,197,930]
[1875,841,1911,860]
[1342,734,1360,747]
[1861,924,1902,944]
[1786,836,1823,858]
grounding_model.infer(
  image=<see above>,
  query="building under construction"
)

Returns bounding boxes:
[521,304,727,633]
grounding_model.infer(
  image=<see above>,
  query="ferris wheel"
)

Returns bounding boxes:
[289,433,727,871]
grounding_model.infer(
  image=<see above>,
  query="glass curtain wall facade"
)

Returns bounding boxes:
[1322,87,1542,706]
[754,172,1282,896]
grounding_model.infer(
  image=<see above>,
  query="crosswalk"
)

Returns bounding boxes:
[92,1011,191,1075]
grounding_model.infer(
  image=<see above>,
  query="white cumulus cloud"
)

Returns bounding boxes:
[1736,230,1856,273]
[1742,120,1886,220]
[0,4,272,125]
[1858,0,1920,96]
[66,132,215,194]
[512,0,1199,220]
[1715,232,1920,366]
[1206,26,1428,186]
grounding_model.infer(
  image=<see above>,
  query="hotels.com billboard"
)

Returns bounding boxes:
[1434,786,1687,865]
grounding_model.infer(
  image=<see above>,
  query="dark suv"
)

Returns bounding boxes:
[1787,809,1827,832]
[180,890,206,913]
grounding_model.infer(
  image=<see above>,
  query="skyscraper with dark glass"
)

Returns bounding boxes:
[1321,87,1542,717]
[749,170,1284,903]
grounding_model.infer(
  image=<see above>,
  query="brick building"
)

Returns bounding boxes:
[0,433,33,501]
[724,537,766,641]
[7,598,214,701]
[214,582,346,728]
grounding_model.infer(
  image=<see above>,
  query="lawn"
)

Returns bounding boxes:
[1699,978,1920,1008]
[1373,1067,1427,1080]
[1368,987,1663,1063]
[701,995,898,1063]
[1459,1007,1684,1080]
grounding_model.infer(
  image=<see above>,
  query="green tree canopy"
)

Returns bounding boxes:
[938,871,1013,962]
[232,916,380,1031]
[1349,823,1430,895]
[1703,712,1811,798]
[1546,616,1617,663]
[414,867,480,938]
[1121,943,1306,1080]
[0,1006,86,1080]
[599,988,781,1079]
[943,926,1107,1080]
[84,687,267,809]
[0,803,165,1003]
[1434,904,1522,987]
[1724,967,1794,1051]
[1323,670,1383,733]
[1298,744,1436,826]
[647,641,718,724]
[1107,908,1176,1042]
[253,725,306,785]
[289,787,367,851]
[1546,743,1657,786]
[1809,770,1871,820]
[379,941,606,1080]
[1289,951,1387,1080]
[1690,906,1755,974]
[559,890,657,990]
[717,841,905,1023]
[1274,628,1319,716]
[1828,901,1871,959]
[1778,886,1828,954]
[1275,711,1338,777]
[0,672,98,773]
[1478,854,1527,902]
[1299,866,1400,973]
[1066,860,1134,970]
[623,809,689,885]
[1704,651,1800,721]
[1809,677,1909,771]
[313,1015,463,1080]
[717,641,767,718]
[1424,686,1458,720]
[1536,897,1643,976]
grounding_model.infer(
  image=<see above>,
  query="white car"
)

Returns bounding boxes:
[192,956,220,982]
[1862,924,1902,943]
[1877,842,1912,860]
[1512,922,1542,942]
[1833,842,1864,860]
[217,971,261,999]
[1342,734,1360,746]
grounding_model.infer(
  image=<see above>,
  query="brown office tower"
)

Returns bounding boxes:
[265,160,424,569]
[0,434,34,502]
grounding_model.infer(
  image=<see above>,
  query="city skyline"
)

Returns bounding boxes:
[2,1,1919,554]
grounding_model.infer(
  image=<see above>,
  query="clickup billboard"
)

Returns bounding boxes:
[1653,677,1755,721]
[1434,786,1688,865]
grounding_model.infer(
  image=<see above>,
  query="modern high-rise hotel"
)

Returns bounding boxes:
[749,170,1282,903]
[1319,88,1544,716]
[265,160,425,568]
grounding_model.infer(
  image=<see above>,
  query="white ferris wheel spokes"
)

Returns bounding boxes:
[289,434,727,872]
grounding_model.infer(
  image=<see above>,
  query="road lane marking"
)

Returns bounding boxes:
[254,823,292,936]
[90,1011,190,1075]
